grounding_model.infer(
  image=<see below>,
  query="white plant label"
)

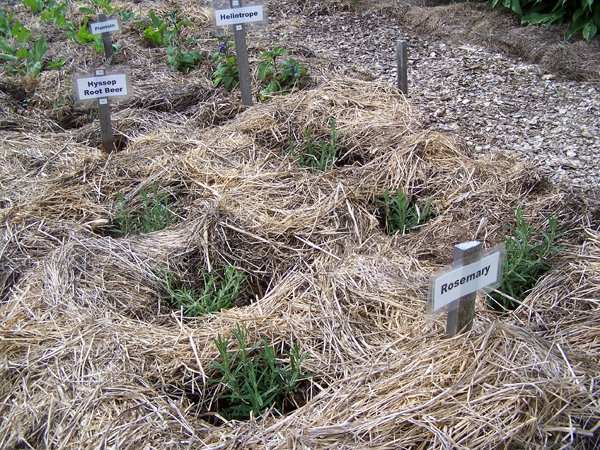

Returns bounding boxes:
[75,73,129,101]
[215,5,264,26]
[429,244,504,313]
[90,19,120,34]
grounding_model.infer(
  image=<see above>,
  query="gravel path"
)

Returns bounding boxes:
[263,2,599,199]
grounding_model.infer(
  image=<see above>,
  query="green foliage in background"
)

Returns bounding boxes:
[379,189,433,235]
[142,11,188,47]
[488,207,561,310]
[211,325,309,421]
[288,118,340,171]
[0,34,48,77]
[257,47,308,100]
[166,45,204,73]
[490,0,599,41]
[164,266,246,317]
[114,185,174,235]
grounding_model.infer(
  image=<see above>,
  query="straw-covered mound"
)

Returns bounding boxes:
[1,79,598,449]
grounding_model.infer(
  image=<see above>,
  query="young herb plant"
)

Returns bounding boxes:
[488,207,561,311]
[210,325,309,421]
[289,118,340,171]
[257,46,307,100]
[379,189,433,235]
[114,185,174,235]
[164,266,246,317]
[211,40,238,89]
[22,0,45,14]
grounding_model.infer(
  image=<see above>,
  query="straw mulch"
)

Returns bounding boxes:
[1,78,598,449]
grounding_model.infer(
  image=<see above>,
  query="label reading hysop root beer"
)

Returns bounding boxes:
[75,73,130,101]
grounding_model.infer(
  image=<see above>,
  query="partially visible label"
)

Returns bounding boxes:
[90,18,120,35]
[75,73,129,101]
[215,5,264,26]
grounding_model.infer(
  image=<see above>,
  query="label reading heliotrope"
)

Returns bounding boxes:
[215,5,264,26]
[75,73,129,101]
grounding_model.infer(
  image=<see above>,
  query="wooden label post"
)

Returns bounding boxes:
[214,0,266,106]
[90,13,121,62]
[74,70,130,153]
[428,242,505,337]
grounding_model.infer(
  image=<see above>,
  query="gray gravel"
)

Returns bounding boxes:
[263,4,599,199]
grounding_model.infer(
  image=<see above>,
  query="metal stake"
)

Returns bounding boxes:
[396,39,408,95]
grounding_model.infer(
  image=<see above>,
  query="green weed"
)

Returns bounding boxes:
[379,189,433,235]
[488,207,561,310]
[164,266,246,317]
[114,185,174,235]
[210,325,309,421]
[289,118,340,171]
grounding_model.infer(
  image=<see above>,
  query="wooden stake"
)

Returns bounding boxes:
[230,0,253,106]
[396,39,408,95]
[98,13,114,61]
[95,69,114,153]
[446,241,481,337]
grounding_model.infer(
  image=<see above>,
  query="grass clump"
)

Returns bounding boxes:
[489,207,561,311]
[114,185,174,235]
[288,118,340,171]
[164,266,246,317]
[379,189,433,235]
[210,325,309,421]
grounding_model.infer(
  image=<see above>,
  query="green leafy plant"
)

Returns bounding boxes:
[288,118,340,171]
[0,35,48,77]
[0,10,32,44]
[166,45,204,73]
[114,185,174,235]
[22,0,45,14]
[79,0,114,15]
[210,325,309,421]
[257,46,308,100]
[379,189,433,235]
[117,10,138,22]
[65,17,105,52]
[164,266,246,316]
[490,0,600,42]
[40,0,69,28]
[142,10,188,47]
[211,40,238,89]
[488,208,561,310]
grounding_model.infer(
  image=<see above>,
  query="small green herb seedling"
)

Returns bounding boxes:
[488,207,561,311]
[210,325,309,421]
[114,185,174,235]
[289,118,340,171]
[380,189,433,235]
[211,40,238,89]
[164,266,246,317]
